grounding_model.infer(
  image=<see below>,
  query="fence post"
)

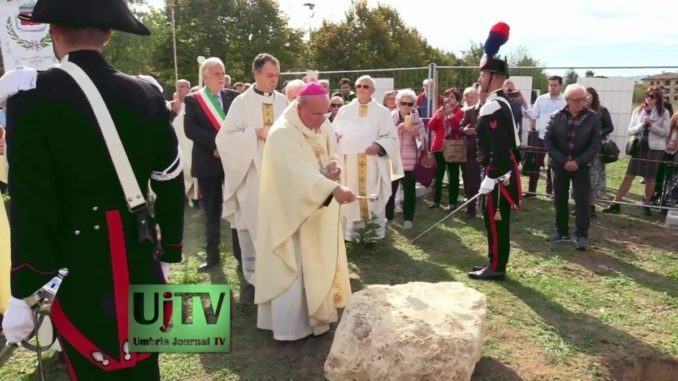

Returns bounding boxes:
[427,62,438,118]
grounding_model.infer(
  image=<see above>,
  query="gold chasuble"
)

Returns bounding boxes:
[255,103,351,340]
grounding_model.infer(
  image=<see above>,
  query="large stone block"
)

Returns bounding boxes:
[324,282,487,381]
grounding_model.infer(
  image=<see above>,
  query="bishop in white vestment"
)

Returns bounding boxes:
[332,75,403,241]
[255,82,353,341]
[215,54,288,285]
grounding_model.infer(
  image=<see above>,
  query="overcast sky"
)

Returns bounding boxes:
[275,0,678,77]
[149,0,678,77]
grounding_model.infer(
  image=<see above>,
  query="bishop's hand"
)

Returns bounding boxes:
[333,186,356,205]
[325,160,342,181]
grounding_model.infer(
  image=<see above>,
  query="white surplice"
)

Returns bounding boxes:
[215,86,288,284]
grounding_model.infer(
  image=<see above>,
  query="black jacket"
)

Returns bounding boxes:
[184,89,240,179]
[544,107,601,168]
[6,50,184,367]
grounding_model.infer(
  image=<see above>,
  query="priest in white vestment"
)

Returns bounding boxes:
[168,85,199,201]
[255,82,354,341]
[215,53,288,286]
[332,75,403,241]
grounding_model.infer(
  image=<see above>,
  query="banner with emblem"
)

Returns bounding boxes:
[0,0,57,72]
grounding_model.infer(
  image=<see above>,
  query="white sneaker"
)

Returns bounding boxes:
[403,220,414,229]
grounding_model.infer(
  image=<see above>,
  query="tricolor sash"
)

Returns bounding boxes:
[195,88,226,131]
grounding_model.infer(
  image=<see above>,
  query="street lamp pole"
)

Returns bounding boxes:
[302,2,315,42]
[168,0,178,83]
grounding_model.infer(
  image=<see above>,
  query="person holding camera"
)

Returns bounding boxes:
[603,86,670,216]
[427,88,465,211]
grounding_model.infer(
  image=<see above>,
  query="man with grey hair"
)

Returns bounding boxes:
[216,53,288,292]
[185,57,241,271]
[284,79,305,101]
[332,75,403,241]
[416,78,442,121]
[544,83,601,250]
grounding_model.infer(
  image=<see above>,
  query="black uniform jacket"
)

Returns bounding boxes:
[6,50,184,370]
[477,90,522,206]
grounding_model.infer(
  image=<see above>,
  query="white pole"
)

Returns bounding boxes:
[169,0,178,83]
[197,56,205,88]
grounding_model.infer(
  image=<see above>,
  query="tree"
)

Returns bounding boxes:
[509,46,549,94]
[564,68,579,85]
[585,70,595,78]
[308,0,455,89]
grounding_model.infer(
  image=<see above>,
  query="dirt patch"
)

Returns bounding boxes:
[611,356,678,381]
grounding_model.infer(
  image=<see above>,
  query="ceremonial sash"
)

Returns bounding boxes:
[195,88,226,131]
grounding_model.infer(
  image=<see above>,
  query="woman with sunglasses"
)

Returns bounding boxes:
[385,89,425,229]
[328,96,344,122]
[427,88,465,210]
[603,86,670,215]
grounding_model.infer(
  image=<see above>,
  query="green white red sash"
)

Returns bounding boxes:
[195,87,226,131]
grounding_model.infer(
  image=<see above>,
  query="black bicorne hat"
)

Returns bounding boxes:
[480,57,510,78]
[19,0,150,36]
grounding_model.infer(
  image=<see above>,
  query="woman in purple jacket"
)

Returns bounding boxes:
[385,89,425,228]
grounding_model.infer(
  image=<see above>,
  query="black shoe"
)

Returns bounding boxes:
[643,206,652,216]
[590,205,597,218]
[471,264,487,271]
[468,267,505,280]
[546,232,571,243]
[198,261,220,272]
[428,203,439,209]
[602,203,620,214]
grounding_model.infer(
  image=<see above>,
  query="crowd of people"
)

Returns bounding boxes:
[0,4,677,379]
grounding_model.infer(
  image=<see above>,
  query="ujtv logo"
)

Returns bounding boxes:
[129,285,231,353]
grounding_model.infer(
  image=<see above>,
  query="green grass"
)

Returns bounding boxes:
[1,158,677,380]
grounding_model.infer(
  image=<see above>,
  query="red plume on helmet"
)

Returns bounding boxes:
[479,22,510,78]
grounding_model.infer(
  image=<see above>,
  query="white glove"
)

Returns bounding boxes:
[2,297,34,345]
[0,66,38,106]
[480,176,496,194]
[160,262,171,282]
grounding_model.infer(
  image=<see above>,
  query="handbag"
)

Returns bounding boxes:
[600,140,620,164]
[443,139,466,163]
[625,137,640,157]
[414,128,436,187]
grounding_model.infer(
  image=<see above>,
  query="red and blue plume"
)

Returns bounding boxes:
[484,22,510,58]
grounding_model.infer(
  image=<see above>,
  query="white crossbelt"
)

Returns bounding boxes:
[56,59,146,211]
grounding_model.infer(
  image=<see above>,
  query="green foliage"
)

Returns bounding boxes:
[308,0,455,71]
[351,213,381,248]
[105,0,306,96]
[564,68,579,85]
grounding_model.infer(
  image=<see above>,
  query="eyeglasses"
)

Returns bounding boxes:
[386,97,396,101]
[400,102,414,107]
[355,84,371,89]
[330,104,342,108]
[567,97,587,103]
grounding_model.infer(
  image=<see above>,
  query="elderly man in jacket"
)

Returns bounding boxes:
[544,84,601,250]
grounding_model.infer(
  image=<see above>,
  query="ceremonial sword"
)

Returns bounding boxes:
[410,192,483,243]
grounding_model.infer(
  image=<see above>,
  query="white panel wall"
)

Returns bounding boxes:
[577,77,635,157]
[373,78,395,105]
[511,76,533,143]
